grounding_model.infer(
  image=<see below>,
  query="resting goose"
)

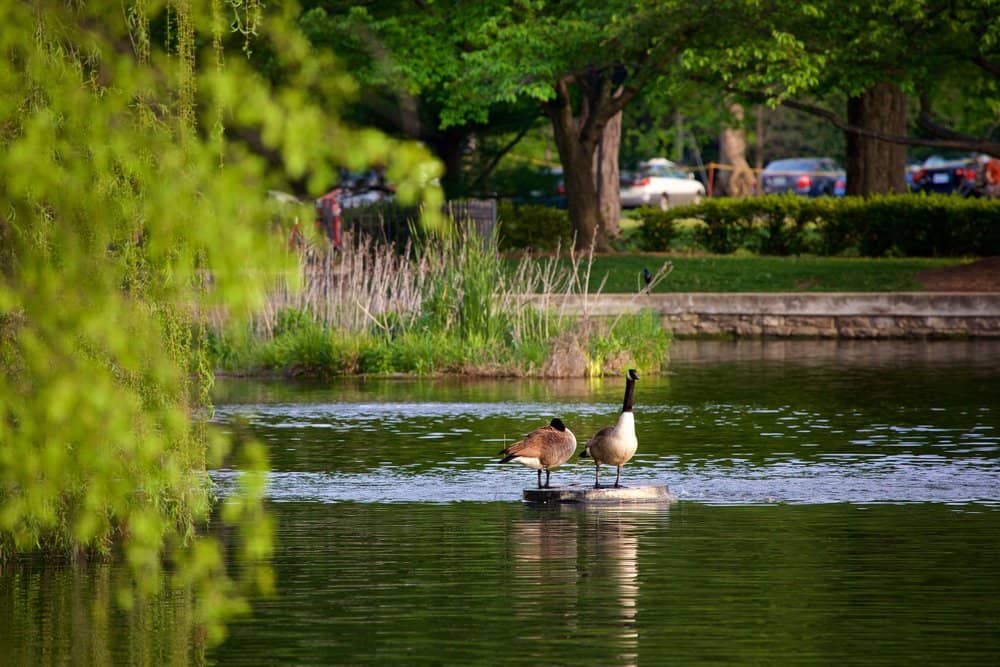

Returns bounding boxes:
[581,369,639,488]
[499,418,577,488]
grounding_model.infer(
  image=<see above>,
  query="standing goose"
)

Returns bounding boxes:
[499,418,577,488]
[581,369,639,488]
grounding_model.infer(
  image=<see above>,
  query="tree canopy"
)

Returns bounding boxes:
[690,0,1000,157]
[301,0,1000,216]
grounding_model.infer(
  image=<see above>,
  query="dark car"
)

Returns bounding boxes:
[909,155,978,195]
[506,166,567,208]
[761,157,845,197]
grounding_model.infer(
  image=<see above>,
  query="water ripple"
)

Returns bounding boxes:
[211,452,1000,506]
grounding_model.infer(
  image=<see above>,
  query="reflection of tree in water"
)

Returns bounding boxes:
[0,561,203,665]
[509,505,671,666]
[509,511,580,640]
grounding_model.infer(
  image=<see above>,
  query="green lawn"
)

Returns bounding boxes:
[510,254,965,293]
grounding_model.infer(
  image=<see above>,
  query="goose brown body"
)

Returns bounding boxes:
[581,369,639,488]
[499,418,577,488]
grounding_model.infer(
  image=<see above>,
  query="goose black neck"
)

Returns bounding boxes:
[622,377,636,412]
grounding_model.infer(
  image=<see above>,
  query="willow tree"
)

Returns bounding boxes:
[0,0,440,644]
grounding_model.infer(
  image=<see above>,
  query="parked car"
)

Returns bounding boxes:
[909,155,978,195]
[334,167,395,208]
[503,165,567,208]
[620,158,705,209]
[761,157,844,197]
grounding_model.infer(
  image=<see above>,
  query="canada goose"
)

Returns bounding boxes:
[499,418,577,488]
[580,369,639,488]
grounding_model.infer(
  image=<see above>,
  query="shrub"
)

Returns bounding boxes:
[497,200,573,251]
[633,207,677,249]
[638,194,1000,257]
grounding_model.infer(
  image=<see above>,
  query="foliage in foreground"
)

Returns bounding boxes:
[0,0,441,645]
[208,230,672,378]
[637,195,1000,257]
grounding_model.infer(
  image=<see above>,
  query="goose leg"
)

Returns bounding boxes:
[537,469,542,488]
[594,464,601,489]
[614,465,622,488]
[544,468,551,488]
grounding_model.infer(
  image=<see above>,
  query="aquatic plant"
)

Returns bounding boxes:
[216,226,673,377]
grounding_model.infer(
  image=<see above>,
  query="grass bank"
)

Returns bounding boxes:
[206,232,672,378]
[507,253,963,293]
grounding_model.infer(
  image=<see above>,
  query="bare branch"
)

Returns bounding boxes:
[973,55,1000,79]
[778,97,1000,157]
[468,122,535,192]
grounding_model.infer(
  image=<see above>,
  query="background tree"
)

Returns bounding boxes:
[693,0,1000,194]
[302,1,750,251]
[717,103,755,197]
[450,0,725,250]
[299,1,545,198]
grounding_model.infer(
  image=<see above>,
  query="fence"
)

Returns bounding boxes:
[319,198,498,252]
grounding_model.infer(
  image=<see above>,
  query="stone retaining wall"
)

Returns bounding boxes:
[524,293,1000,338]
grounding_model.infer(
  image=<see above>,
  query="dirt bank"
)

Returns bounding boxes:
[918,257,1000,292]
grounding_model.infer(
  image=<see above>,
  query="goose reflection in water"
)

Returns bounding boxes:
[508,505,670,666]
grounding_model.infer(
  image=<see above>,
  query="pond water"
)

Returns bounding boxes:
[3,339,1000,664]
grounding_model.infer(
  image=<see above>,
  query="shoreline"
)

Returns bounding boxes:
[525,292,1000,338]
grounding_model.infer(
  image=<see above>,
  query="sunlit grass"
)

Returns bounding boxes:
[508,254,963,293]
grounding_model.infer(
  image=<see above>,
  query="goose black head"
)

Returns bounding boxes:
[627,369,639,381]
[549,417,567,432]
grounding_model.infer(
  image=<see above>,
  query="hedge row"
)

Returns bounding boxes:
[637,195,1000,257]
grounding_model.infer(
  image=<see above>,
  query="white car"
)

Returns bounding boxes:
[620,158,705,210]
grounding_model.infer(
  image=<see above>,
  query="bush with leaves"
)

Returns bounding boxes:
[497,200,573,251]
[639,194,1000,257]
[632,207,677,249]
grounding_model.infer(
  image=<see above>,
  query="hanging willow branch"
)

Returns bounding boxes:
[173,0,196,137]
[225,0,263,56]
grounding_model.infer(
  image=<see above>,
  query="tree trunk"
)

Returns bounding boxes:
[718,103,753,197]
[545,77,617,252]
[846,82,907,196]
[595,110,622,238]
[549,107,603,251]
[427,127,467,198]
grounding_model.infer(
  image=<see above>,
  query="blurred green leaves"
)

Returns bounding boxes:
[0,0,441,645]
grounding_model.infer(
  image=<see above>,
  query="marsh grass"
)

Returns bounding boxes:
[211,224,673,377]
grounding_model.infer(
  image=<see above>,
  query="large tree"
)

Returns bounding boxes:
[445,1,734,250]
[299,2,544,198]
[696,0,1000,194]
[303,1,740,251]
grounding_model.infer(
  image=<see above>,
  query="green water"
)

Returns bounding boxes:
[2,340,999,664]
[219,502,999,666]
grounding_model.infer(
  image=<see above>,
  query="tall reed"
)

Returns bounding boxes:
[219,220,673,376]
